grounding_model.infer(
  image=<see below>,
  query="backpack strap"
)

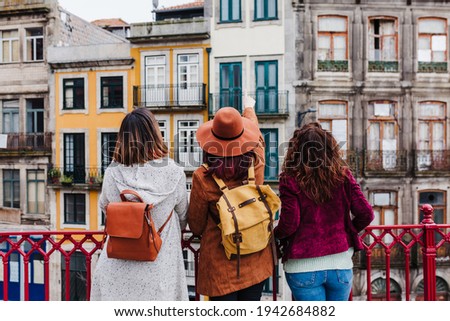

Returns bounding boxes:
[221,192,242,278]
[157,210,173,235]
[247,161,256,186]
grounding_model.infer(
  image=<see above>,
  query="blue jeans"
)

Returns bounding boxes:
[285,269,353,301]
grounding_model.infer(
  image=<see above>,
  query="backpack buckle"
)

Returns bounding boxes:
[232,232,242,243]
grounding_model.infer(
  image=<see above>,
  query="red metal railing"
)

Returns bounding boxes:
[1,204,449,301]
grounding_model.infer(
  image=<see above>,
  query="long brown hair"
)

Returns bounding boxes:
[281,122,348,204]
[113,108,168,166]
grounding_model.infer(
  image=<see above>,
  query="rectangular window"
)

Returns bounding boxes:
[417,102,447,171]
[101,132,118,173]
[25,28,44,61]
[419,191,446,241]
[157,120,167,143]
[2,99,19,133]
[177,121,201,168]
[3,169,20,208]
[26,98,44,133]
[220,0,241,23]
[255,61,278,114]
[0,29,19,63]
[367,101,399,171]
[145,55,166,106]
[368,18,398,72]
[255,0,277,21]
[64,194,86,224]
[418,18,448,73]
[63,78,85,109]
[64,133,85,183]
[318,101,348,150]
[61,252,87,301]
[370,191,398,243]
[177,54,200,105]
[101,76,123,108]
[220,62,242,111]
[317,16,348,72]
[27,170,45,214]
[261,129,278,180]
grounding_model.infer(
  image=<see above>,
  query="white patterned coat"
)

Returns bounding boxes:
[91,158,189,301]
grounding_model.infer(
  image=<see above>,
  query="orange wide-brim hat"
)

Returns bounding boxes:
[196,107,261,157]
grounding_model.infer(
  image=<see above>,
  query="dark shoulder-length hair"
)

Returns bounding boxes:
[203,151,259,181]
[113,108,168,166]
[281,122,348,204]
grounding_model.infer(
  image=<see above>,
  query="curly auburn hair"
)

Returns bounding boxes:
[281,122,348,204]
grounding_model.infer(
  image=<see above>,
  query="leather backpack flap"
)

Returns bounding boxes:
[106,202,148,239]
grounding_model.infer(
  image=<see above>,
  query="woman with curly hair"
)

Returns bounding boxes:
[274,122,374,301]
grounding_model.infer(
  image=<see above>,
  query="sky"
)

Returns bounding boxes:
[57,0,194,23]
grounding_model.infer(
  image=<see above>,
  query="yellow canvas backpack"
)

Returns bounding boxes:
[204,162,281,277]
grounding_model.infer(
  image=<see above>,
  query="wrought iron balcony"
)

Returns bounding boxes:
[414,150,450,174]
[418,62,448,73]
[0,133,52,153]
[364,150,408,175]
[317,60,349,72]
[368,61,399,72]
[1,205,448,301]
[47,167,103,188]
[133,84,206,109]
[209,91,289,118]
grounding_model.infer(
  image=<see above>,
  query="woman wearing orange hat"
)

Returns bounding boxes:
[187,96,273,301]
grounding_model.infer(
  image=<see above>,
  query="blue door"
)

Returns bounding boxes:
[219,62,242,112]
[255,61,278,114]
[0,238,45,301]
[25,239,45,301]
[0,239,20,300]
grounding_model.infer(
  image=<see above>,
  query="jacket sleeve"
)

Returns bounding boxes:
[347,172,375,232]
[174,171,188,230]
[187,170,209,236]
[243,107,265,184]
[274,178,300,240]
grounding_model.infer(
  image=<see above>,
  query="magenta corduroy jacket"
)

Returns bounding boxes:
[274,171,374,262]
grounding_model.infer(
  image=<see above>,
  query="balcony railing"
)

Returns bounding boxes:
[415,150,450,173]
[209,91,289,117]
[0,133,52,152]
[364,150,408,174]
[47,167,103,187]
[133,84,206,109]
[368,61,399,73]
[418,62,448,73]
[317,60,349,72]
[1,205,448,301]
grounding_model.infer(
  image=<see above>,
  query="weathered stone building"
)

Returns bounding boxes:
[291,0,450,299]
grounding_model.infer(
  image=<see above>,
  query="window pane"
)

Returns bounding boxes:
[432,35,447,51]
[319,103,346,117]
[231,0,240,20]
[433,122,445,150]
[318,17,346,32]
[333,36,346,60]
[331,119,347,150]
[373,210,381,225]
[419,19,446,34]
[268,0,276,17]
[374,193,390,206]
[419,103,445,117]
[368,123,380,150]
[419,191,444,205]
[382,36,396,60]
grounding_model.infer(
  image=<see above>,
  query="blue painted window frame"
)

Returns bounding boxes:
[219,62,242,112]
[220,0,241,23]
[254,0,278,21]
[261,129,279,180]
[255,60,278,113]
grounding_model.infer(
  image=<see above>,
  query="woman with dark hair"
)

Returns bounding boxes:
[274,122,374,301]
[187,96,273,301]
[91,108,189,301]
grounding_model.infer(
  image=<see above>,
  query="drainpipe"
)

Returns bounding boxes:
[206,47,212,117]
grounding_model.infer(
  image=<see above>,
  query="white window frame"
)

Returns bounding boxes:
[0,29,19,63]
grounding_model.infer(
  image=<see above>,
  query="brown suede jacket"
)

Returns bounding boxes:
[187,107,273,297]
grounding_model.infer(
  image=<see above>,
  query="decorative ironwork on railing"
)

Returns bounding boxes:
[364,150,408,173]
[415,150,450,173]
[317,60,349,72]
[368,61,399,72]
[418,62,448,73]
[209,91,289,116]
[47,167,103,187]
[1,205,448,301]
[133,84,206,109]
[357,205,450,301]
[0,133,52,152]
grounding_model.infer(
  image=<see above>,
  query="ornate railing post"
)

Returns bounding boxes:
[420,204,437,301]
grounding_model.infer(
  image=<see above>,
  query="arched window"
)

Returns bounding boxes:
[318,100,348,151]
[415,277,449,301]
[368,17,398,72]
[371,277,402,301]
[418,17,448,73]
[317,15,348,72]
